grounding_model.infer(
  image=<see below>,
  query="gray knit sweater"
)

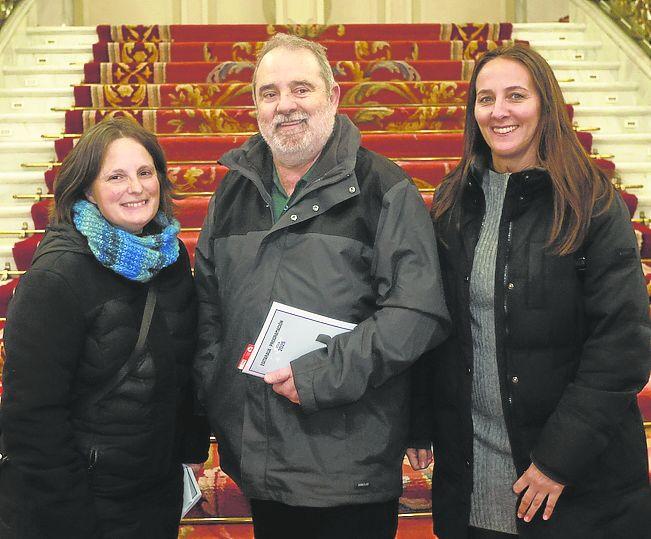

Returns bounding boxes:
[468,169,518,534]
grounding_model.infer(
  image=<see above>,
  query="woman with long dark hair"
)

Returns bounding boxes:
[408,44,651,539]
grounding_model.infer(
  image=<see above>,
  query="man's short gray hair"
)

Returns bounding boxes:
[252,33,336,99]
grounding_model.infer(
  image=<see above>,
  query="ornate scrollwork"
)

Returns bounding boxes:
[268,24,346,39]
[595,0,651,56]
[205,62,255,84]
[333,60,422,83]
[339,81,466,107]
[167,83,253,108]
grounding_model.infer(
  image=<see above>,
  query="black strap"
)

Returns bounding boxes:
[81,285,158,409]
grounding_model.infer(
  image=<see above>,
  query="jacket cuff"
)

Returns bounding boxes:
[529,452,569,486]
[291,350,325,414]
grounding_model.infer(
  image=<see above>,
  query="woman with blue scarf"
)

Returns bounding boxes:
[0,118,210,538]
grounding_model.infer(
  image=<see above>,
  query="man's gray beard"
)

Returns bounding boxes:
[259,104,336,168]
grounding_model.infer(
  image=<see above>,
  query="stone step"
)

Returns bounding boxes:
[0,112,64,139]
[0,88,74,114]
[2,65,84,88]
[0,204,35,231]
[13,45,93,66]
[22,26,97,47]
[615,162,651,210]
[573,106,651,133]
[548,60,621,83]
[512,22,587,42]
[0,140,55,172]
[0,171,47,200]
[559,81,640,106]
[530,40,603,62]
[592,133,651,162]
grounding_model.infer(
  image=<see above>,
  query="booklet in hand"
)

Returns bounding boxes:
[238,301,356,377]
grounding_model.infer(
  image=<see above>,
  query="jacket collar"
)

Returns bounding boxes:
[465,158,552,220]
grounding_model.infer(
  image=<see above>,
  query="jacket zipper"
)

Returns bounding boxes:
[502,221,513,333]
[88,448,98,471]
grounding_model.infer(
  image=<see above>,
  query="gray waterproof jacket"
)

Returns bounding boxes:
[194,115,450,506]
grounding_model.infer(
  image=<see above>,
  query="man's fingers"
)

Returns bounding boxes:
[523,491,547,522]
[272,381,289,395]
[271,380,299,404]
[513,476,527,495]
[517,487,533,518]
[543,489,562,520]
[264,367,291,384]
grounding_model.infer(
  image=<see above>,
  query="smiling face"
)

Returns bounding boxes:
[474,57,542,173]
[86,137,160,234]
[254,46,339,168]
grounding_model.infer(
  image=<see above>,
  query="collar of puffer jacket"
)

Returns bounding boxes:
[464,159,553,220]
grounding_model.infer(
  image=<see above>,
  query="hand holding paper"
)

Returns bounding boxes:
[264,366,300,404]
[239,302,356,378]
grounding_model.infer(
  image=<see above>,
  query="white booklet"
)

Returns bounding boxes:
[238,301,356,378]
[181,463,202,518]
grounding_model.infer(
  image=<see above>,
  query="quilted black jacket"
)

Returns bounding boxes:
[411,166,651,539]
[0,224,209,538]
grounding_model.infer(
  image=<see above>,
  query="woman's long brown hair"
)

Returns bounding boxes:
[433,44,613,255]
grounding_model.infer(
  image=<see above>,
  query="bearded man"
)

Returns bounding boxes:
[194,33,450,539]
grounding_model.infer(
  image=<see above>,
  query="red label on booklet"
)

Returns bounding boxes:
[237,343,255,370]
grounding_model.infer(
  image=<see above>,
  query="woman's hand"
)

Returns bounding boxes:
[406,448,433,470]
[513,463,565,522]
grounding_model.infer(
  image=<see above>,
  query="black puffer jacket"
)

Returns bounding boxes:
[0,224,209,538]
[411,166,651,539]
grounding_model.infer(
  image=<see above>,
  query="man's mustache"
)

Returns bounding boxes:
[273,113,309,127]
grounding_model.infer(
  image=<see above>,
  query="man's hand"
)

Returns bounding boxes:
[264,366,300,404]
[406,448,433,470]
[513,463,565,522]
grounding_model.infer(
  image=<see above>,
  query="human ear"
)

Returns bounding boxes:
[330,83,340,108]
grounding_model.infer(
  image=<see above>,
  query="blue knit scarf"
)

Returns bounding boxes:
[72,199,180,282]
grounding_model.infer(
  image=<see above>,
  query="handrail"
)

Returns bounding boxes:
[594,0,651,57]
[0,0,23,31]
